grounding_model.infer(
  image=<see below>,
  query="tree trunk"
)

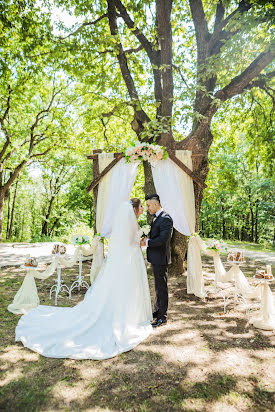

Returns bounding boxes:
[221,204,226,239]
[7,180,18,239]
[0,190,5,242]
[255,199,259,243]
[6,190,10,239]
[50,216,61,236]
[200,217,204,237]
[143,160,156,226]
[41,196,55,236]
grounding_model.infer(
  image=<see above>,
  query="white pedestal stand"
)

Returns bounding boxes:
[49,255,70,305]
[69,253,90,298]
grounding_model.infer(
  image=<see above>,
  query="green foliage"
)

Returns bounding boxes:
[200,89,274,245]
[1,0,274,244]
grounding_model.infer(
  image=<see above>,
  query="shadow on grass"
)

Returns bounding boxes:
[0,258,274,411]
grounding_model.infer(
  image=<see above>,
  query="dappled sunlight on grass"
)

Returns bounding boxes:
[0,257,274,411]
[0,345,39,363]
[0,367,24,387]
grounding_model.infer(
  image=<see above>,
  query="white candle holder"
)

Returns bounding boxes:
[49,254,70,305]
[69,253,90,298]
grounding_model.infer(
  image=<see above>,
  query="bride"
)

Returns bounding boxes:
[15,199,153,360]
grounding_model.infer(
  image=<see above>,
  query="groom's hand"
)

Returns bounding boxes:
[140,238,147,247]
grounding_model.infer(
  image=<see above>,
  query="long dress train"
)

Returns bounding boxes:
[15,202,153,360]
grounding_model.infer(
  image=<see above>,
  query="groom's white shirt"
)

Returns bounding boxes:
[145,208,163,247]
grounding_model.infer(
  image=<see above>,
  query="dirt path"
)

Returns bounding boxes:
[0,254,274,411]
[229,246,275,266]
[1,242,275,268]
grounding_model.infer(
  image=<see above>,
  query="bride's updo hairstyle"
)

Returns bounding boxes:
[130,198,141,215]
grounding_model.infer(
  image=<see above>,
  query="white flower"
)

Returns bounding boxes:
[142,225,151,236]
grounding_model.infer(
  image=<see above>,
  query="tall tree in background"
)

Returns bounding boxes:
[54,0,274,273]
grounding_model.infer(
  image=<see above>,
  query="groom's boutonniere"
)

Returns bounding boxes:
[141,225,150,238]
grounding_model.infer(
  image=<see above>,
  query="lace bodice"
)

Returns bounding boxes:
[134,227,143,247]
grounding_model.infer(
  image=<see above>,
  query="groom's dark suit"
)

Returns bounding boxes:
[147,211,173,320]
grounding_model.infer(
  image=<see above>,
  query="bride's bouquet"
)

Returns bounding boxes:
[140,225,150,238]
[71,234,91,246]
[206,239,228,253]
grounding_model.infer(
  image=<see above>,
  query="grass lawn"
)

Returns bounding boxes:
[0,255,274,411]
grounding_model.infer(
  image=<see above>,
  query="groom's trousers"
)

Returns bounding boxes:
[152,264,168,319]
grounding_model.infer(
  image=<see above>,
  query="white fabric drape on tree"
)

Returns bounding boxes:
[90,154,140,282]
[151,150,205,298]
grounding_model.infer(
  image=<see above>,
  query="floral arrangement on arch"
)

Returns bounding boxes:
[206,239,228,253]
[124,142,168,163]
[95,233,105,244]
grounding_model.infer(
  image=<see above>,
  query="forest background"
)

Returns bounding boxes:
[1,0,274,251]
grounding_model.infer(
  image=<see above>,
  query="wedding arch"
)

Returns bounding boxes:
[86,145,207,299]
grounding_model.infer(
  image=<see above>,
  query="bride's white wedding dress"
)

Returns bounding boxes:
[15,202,153,359]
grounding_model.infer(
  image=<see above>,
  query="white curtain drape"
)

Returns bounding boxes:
[151,156,191,234]
[151,150,205,298]
[90,155,140,282]
[90,153,114,283]
[100,158,140,237]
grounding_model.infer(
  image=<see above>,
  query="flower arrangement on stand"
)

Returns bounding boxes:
[71,235,91,246]
[206,239,228,253]
[124,142,168,163]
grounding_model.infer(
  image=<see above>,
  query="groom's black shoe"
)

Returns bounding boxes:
[152,318,167,328]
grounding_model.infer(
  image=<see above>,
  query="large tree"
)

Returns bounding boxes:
[52,0,274,274]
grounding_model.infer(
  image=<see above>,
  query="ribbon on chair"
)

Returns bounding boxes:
[8,259,58,314]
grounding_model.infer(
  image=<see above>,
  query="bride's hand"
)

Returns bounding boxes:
[140,238,147,247]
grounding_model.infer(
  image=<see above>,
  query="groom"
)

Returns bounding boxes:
[140,194,173,327]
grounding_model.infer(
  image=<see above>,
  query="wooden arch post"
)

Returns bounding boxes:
[90,149,102,233]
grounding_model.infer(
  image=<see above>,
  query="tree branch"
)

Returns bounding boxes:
[156,0,173,120]
[182,46,275,151]
[189,0,210,57]
[0,85,12,160]
[214,1,225,32]
[210,1,252,50]
[3,159,28,192]
[215,47,275,101]
[107,0,150,134]
[125,45,144,54]
[30,147,52,158]
[113,0,156,62]
[244,70,275,91]
[63,13,108,39]
[173,64,191,92]
[29,86,61,155]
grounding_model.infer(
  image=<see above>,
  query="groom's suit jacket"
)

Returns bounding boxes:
[147,211,173,266]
